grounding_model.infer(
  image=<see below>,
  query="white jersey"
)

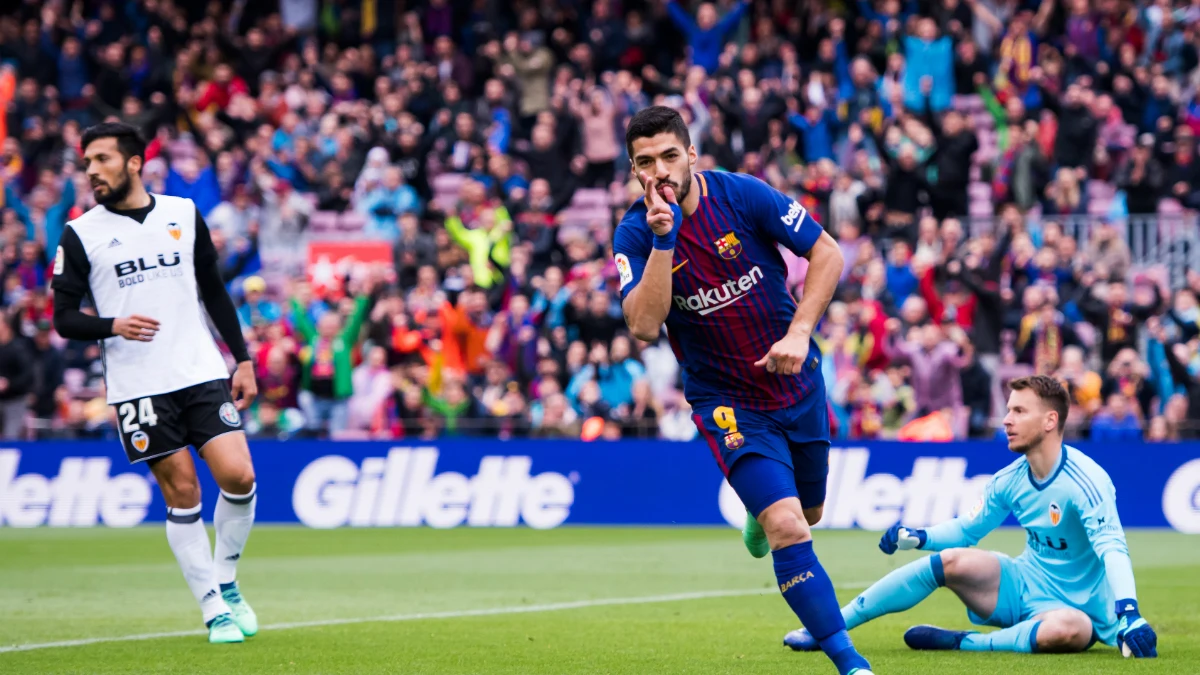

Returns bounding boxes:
[53,195,231,402]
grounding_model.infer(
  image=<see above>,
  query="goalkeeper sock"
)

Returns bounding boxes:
[960,619,1041,653]
[774,540,871,675]
[843,554,945,630]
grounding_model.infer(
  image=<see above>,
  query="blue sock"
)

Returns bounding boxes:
[774,541,871,675]
[960,619,1041,653]
[843,554,945,630]
[219,581,237,593]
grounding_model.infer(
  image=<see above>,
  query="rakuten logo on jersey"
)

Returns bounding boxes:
[719,448,991,530]
[0,450,152,527]
[673,265,763,316]
[292,448,576,529]
[1163,458,1200,533]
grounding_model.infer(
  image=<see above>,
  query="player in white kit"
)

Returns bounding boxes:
[52,123,259,644]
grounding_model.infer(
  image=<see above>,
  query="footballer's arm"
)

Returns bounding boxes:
[790,232,843,339]
[883,474,1012,553]
[621,249,673,342]
[52,226,159,342]
[194,208,257,407]
[619,173,679,342]
[1080,477,1157,657]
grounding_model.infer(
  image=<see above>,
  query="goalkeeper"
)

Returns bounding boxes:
[784,376,1158,658]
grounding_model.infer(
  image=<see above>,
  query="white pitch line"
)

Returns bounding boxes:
[0,581,874,655]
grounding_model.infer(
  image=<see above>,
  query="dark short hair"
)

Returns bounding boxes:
[1009,375,1069,431]
[625,106,691,159]
[81,122,147,166]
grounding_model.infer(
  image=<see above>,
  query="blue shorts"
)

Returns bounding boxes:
[968,552,1115,648]
[692,382,830,517]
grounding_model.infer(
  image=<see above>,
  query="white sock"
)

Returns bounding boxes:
[213,484,257,586]
[165,504,229,624]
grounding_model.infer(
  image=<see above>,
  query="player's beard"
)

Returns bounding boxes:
[660,170,692,203]
[1008,430,1043,455]
[92,168,132,206]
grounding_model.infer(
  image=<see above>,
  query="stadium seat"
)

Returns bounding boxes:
[337,212,367,232]
[1158,199,1184,216]
[308,211,339,233]
[433,173,467,196]
[952,95,983,114]
[570,189,611,208]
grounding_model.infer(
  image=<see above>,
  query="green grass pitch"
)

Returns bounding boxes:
[0,527,1196,674]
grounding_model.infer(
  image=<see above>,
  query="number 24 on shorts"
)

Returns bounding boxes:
[714,406,745,450]
[119,398,159,433]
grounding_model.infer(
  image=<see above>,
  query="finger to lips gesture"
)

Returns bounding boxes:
[641,171,677,236]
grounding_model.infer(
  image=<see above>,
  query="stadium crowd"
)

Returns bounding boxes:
[0,0,1198,442]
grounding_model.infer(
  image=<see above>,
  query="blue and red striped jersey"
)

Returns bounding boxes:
[613,170,826,411]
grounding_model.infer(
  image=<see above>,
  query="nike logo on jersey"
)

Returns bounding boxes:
[108,238,122,248]
[672,259,689,273]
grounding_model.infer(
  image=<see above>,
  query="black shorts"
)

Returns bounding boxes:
[114,379,244,464]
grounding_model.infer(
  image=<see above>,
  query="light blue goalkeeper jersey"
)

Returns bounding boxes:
[921,444,1137,632]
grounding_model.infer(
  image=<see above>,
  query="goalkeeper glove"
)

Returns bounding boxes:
[879,523,926,555]
[1116,599,1157,658]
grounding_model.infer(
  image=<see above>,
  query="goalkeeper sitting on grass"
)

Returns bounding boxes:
[781,375,1158,659]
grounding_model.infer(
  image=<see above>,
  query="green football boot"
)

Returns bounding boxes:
[742,510,770,558]
[207,614,245,644]
[221,582,259,637]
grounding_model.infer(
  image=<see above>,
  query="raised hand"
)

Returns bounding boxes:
[641,171,679,238]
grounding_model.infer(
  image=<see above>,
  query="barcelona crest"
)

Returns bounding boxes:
[715,232,742,260]
[724,431,745,450]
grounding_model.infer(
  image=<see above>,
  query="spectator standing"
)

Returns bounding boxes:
[1115,134,1166,214]
[24,318,62,433]
[1090,393,1143,441]
[237,276,282,331]
[1080,278,1161,364]
[883,319,969,423]
[904,19,954,114]
[0,315,31,438]
[666,0,750,74]
[292,291,370,437]
[572,84,619,188]
[360,166,420,241]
